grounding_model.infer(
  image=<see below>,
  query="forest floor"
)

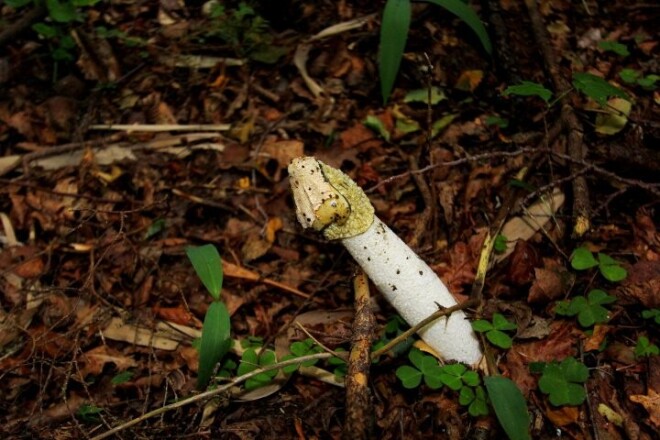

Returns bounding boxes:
[0,1,658,439]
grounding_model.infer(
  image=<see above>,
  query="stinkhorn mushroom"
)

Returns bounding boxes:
[288,157,483,365]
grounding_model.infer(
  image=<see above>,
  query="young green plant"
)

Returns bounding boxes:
[186,244,231,389]
[535,357,589,406]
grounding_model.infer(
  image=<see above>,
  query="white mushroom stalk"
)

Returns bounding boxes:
[288,157,483,365]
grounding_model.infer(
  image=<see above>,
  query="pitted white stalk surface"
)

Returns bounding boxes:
[288,157,482,365]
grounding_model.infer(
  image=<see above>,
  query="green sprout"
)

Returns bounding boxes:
[634,336,659,359]
[187,244,231,390]
[471,313,517,349]
[281,339,322,374]
[570,247,628,282]
[537,357,589,406]
[555,289,616,327]
[642,309,660,325]
[236,348,278,390]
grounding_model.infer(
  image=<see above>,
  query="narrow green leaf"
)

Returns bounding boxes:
[379,0,412,103]
[423,0,492,54]
[197,301,231,389]
[403,87,447,104]
[485,376,531,440]
[186,244,223,300]
[363,115,391,141]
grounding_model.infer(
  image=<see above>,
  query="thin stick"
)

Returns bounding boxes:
[89,124,230,132]
[89,352,333,440]
[371,299,480,359]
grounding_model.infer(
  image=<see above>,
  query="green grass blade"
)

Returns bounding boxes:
[484,376,531,440]
[197,301,231,389]
[186,244,223,300]
[379,0,412,104]
[423,0,492,54]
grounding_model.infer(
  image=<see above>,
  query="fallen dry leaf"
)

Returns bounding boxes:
[79,345,137,378]
[629,389,660,428]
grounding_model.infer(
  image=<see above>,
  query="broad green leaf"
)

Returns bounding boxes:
[6,0,34,7]
[422,362,445,389]
[404,87,447,104]
[538,358,588,406]
[618,68,640,84]
[492,313,517,331]
[396,365,423,388]
[469,385,490,417]
[439,364,467,390]
[462,370,480,387]
[619,68,642,84]
[634,336,659,358]
[641,309,660,325]
[459,385,475,405]
[598,41,629,57]
[197,301,231,389]
[597,253,628,282]
[485,115,509,129]
[111,371,133,385]
[493,234,508,253]
[587,289,617,306]
[572,72,628,107]
[46,0,78,22]
[485,376,531,440]
[487,330,513,349]
[363,115,391,141]
[32,23,59,38]
[548,382,586,406]
[560,357,589,383]
[423,0,492,54]
[471,319,494,332]
[571,247,599,270]
[379,0,411,103]
[637,74,658,90]
[186,244,223,300]
[566,296,588,316]
[503,81,552,103]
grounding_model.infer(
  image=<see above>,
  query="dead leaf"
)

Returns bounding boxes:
[153,305,203,327]
[528,260,575,304]
[545,404,579,427]
[455,70,483,92]
[79,345,137,378]
[615,260,660,307]
[265,217,283,243]
[630,389,660,428]
[506,241,540,286]
[584,325,611,352]
[495,189,566,263]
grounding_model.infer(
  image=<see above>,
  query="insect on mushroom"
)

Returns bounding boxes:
[288,157,483,365]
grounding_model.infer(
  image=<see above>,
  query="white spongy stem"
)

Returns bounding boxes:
[341,217,483,365]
